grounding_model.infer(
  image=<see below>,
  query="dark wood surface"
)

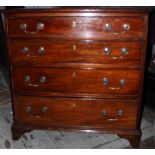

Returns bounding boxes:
[7,16,145,39]
[2,7,150,148]
[9,39,142,66]
[12,67,140,96]
[13,95,138,129]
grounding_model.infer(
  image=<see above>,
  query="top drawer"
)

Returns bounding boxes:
[7,16,145,39]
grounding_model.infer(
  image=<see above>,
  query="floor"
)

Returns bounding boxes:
[0,69,155,149]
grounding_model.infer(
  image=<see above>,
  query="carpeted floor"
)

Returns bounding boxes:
[0,70,154,149]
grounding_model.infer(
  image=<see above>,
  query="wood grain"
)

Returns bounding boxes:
[12,67,140,96]
[13,95,138,129]
[2,7,150,148]
[9,39,142,66]
[7,16,145,39]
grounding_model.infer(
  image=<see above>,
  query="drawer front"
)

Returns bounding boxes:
[9,39,142,66]
[7,16,145,38]
[12,67,140,96]
[13,95,138,129]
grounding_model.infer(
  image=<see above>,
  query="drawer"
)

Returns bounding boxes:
[13,95,138,129]
[12,67,140,96]
[9,39,142,66]
[7,16,145,38]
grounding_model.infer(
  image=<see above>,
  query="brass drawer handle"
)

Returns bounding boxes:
[101,110,124,121]
[25,106,42,118]
[41,107,48,113]
[25,106,32,113]
[25,106,48,114]
[113,23,130,35]
[119,79,126,86]
[102,78,126,90]
[102,77,109,86]
[24,75,47,87]
[22,46,45,57]
[122,23,130,31]
[103,47,111,55]
[121,47,128,55]
[104,23,130,35]
[20,22,44,35]
[38,46,45,54]
[22,47,29,54]
[104,23,113,31]
[22,46,37,58]
[40,76,47,83]
[117,110,124,117]
[24,75,31,82]
[101,110,108,117]
[103,47,128,59]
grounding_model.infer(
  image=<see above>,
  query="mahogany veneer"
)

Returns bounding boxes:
[9,39,142,65]
[2,7,150,148]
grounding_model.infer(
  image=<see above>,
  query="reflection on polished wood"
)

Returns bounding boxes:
[2,7,150,148]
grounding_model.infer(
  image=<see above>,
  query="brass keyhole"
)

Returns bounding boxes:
[72,71,76,78]
[72,21,76,28]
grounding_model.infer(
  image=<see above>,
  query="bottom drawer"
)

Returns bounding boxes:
[13,95,138,129]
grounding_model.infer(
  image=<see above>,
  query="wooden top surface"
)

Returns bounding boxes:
[2,6,153,14]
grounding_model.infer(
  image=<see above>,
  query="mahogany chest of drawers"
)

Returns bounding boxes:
[2,7,150,147]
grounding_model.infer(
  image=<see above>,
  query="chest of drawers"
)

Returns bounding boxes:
[2,7,150,148]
